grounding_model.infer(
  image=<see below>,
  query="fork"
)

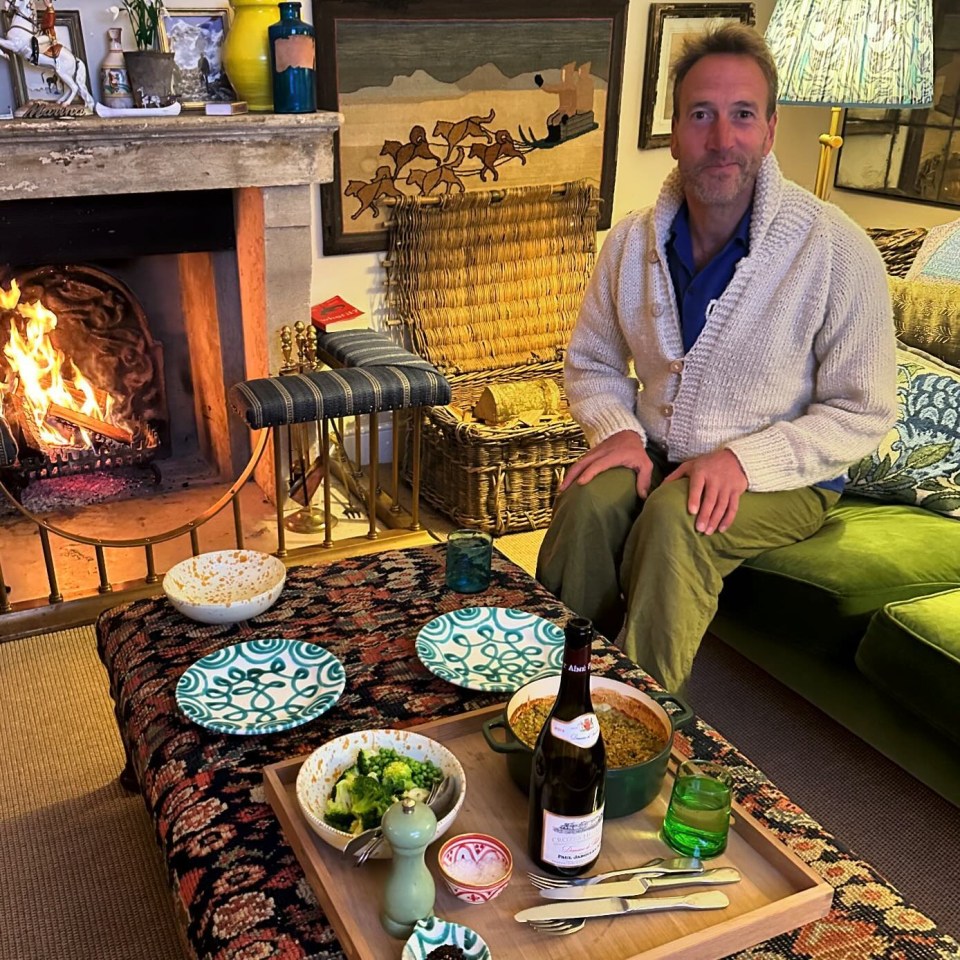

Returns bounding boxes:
[353,776,449,865]
[527,856,702,890]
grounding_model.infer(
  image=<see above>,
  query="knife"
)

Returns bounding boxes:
[539,866,741,900]
[516,890,730,923]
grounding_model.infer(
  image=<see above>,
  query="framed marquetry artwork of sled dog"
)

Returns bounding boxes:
[313,0,628,255]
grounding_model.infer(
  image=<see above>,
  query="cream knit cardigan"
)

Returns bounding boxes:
[565,154,897,491]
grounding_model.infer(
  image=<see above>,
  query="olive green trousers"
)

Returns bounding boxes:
[536,463,840,695]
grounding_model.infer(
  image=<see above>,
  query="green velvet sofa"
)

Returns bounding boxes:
[711,226,960,808]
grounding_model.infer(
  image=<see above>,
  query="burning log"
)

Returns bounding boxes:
[47,403,134,444]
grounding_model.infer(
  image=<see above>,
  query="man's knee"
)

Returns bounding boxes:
[552,467,640,526]
[636,479,695,537]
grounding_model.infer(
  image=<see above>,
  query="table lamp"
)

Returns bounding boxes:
[764,0,935,199]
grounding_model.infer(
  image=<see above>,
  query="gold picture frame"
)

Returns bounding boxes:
[158,6,236,109]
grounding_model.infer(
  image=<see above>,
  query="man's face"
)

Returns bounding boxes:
[671,54,777,208]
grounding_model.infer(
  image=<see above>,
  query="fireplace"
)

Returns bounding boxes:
[1,264,165,500]
[0,112,341,634]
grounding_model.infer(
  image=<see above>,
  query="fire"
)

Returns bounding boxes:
[0,279,124,451]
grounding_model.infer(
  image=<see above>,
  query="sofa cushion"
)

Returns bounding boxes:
[905,217,960,285]
[857,589,960,745]
[845,344,960,519]
[866,226,928,277]
[722,495,960,659]
[887,276,960,370]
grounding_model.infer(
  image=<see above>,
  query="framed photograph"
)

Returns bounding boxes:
[8,10,92,107]
[638,3,755,150]
[835,0,960,209]
[159,6,237,109]
[314,0,629,256]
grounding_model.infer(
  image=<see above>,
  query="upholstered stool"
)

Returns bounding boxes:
[857,588,960,745]
[229,331,450,555]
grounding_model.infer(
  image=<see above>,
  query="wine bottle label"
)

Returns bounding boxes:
[549,712,600,748]
[540,807,604,868]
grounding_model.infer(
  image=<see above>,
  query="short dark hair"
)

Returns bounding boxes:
[670,23,779,120]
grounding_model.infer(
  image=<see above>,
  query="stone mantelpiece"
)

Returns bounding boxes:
[0,112,342,199]
[0,112,342,494]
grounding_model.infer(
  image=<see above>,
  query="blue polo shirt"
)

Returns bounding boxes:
[665,202,845,493]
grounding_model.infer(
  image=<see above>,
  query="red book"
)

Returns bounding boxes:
[311,296,367,330]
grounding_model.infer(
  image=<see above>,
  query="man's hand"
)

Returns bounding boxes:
[663,448,748,535]
[560,430,654,497]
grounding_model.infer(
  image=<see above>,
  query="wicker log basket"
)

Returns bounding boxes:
[387,181,599,535]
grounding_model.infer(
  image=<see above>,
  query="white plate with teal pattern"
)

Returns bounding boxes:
[416,607,564,692]
[402,917,491,960]
[176,638,346,735]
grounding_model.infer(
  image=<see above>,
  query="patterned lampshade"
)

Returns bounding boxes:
[765,0,934,108]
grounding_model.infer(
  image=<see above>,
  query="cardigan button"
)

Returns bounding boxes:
[652,302,664,317]
[661,403,674,417]
[669,359,684,373]
[646,249,659,263]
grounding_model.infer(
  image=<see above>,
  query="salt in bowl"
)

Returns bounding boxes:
[437,833,512,903]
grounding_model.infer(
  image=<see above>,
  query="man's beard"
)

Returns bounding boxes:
[680,151,763,205]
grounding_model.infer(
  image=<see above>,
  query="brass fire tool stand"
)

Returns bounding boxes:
[280,322,337,535]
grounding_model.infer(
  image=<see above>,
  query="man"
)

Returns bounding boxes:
[536,24,896,695]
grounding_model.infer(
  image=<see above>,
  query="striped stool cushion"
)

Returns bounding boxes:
[231,365,451,430]
[0,416,17,467]
[317,329,439,370]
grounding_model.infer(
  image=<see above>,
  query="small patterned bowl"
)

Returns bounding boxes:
[402,917,491,960]
[162,549,286,624]
[296,728,466,858]
[437,833,513,903]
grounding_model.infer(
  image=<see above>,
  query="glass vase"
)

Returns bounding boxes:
[268,2,316,113]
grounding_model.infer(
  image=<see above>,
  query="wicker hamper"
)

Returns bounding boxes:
[387,181,599,535]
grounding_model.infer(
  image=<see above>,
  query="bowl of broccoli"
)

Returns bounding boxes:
[296,728,467,856]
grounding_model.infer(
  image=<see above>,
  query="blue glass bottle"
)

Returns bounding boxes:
[268,1,317,113]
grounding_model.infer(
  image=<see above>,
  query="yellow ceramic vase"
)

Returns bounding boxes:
[222,0,276,111]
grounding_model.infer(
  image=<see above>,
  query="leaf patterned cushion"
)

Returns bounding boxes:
[846,343,960,518]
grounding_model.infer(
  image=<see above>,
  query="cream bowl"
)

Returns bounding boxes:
[162,549,286,624]
[296,728,466,859]
[438,833,513,903]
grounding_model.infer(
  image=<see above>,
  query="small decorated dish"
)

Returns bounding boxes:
[163,549,286,624]
[437,833,512,903]
[402,917,491,960]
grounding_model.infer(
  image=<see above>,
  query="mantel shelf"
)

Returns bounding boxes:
[0,110,343,200]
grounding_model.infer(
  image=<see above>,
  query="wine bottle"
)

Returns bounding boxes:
[527,616,606,876]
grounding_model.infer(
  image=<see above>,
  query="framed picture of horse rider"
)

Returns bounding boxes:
[313,0,629,255]
[6,7,92,108]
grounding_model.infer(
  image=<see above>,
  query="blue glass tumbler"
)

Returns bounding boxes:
[445,529,493,594]
[268,1,316,114]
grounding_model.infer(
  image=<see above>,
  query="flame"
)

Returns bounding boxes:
[0,279,120,450]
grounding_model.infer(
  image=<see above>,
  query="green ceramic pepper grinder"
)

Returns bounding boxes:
[380,797,437,939]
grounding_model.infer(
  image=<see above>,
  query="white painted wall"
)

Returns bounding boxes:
[2,0,955,313]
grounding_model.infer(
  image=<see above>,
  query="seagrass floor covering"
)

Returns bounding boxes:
[0,626,185,960]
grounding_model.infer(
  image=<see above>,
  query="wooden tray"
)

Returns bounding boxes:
[263,705,833,960]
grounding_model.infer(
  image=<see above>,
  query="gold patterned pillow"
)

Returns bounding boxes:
[887,276,960,371]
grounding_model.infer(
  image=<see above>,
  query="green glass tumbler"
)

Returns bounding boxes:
[662,760,732,859]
